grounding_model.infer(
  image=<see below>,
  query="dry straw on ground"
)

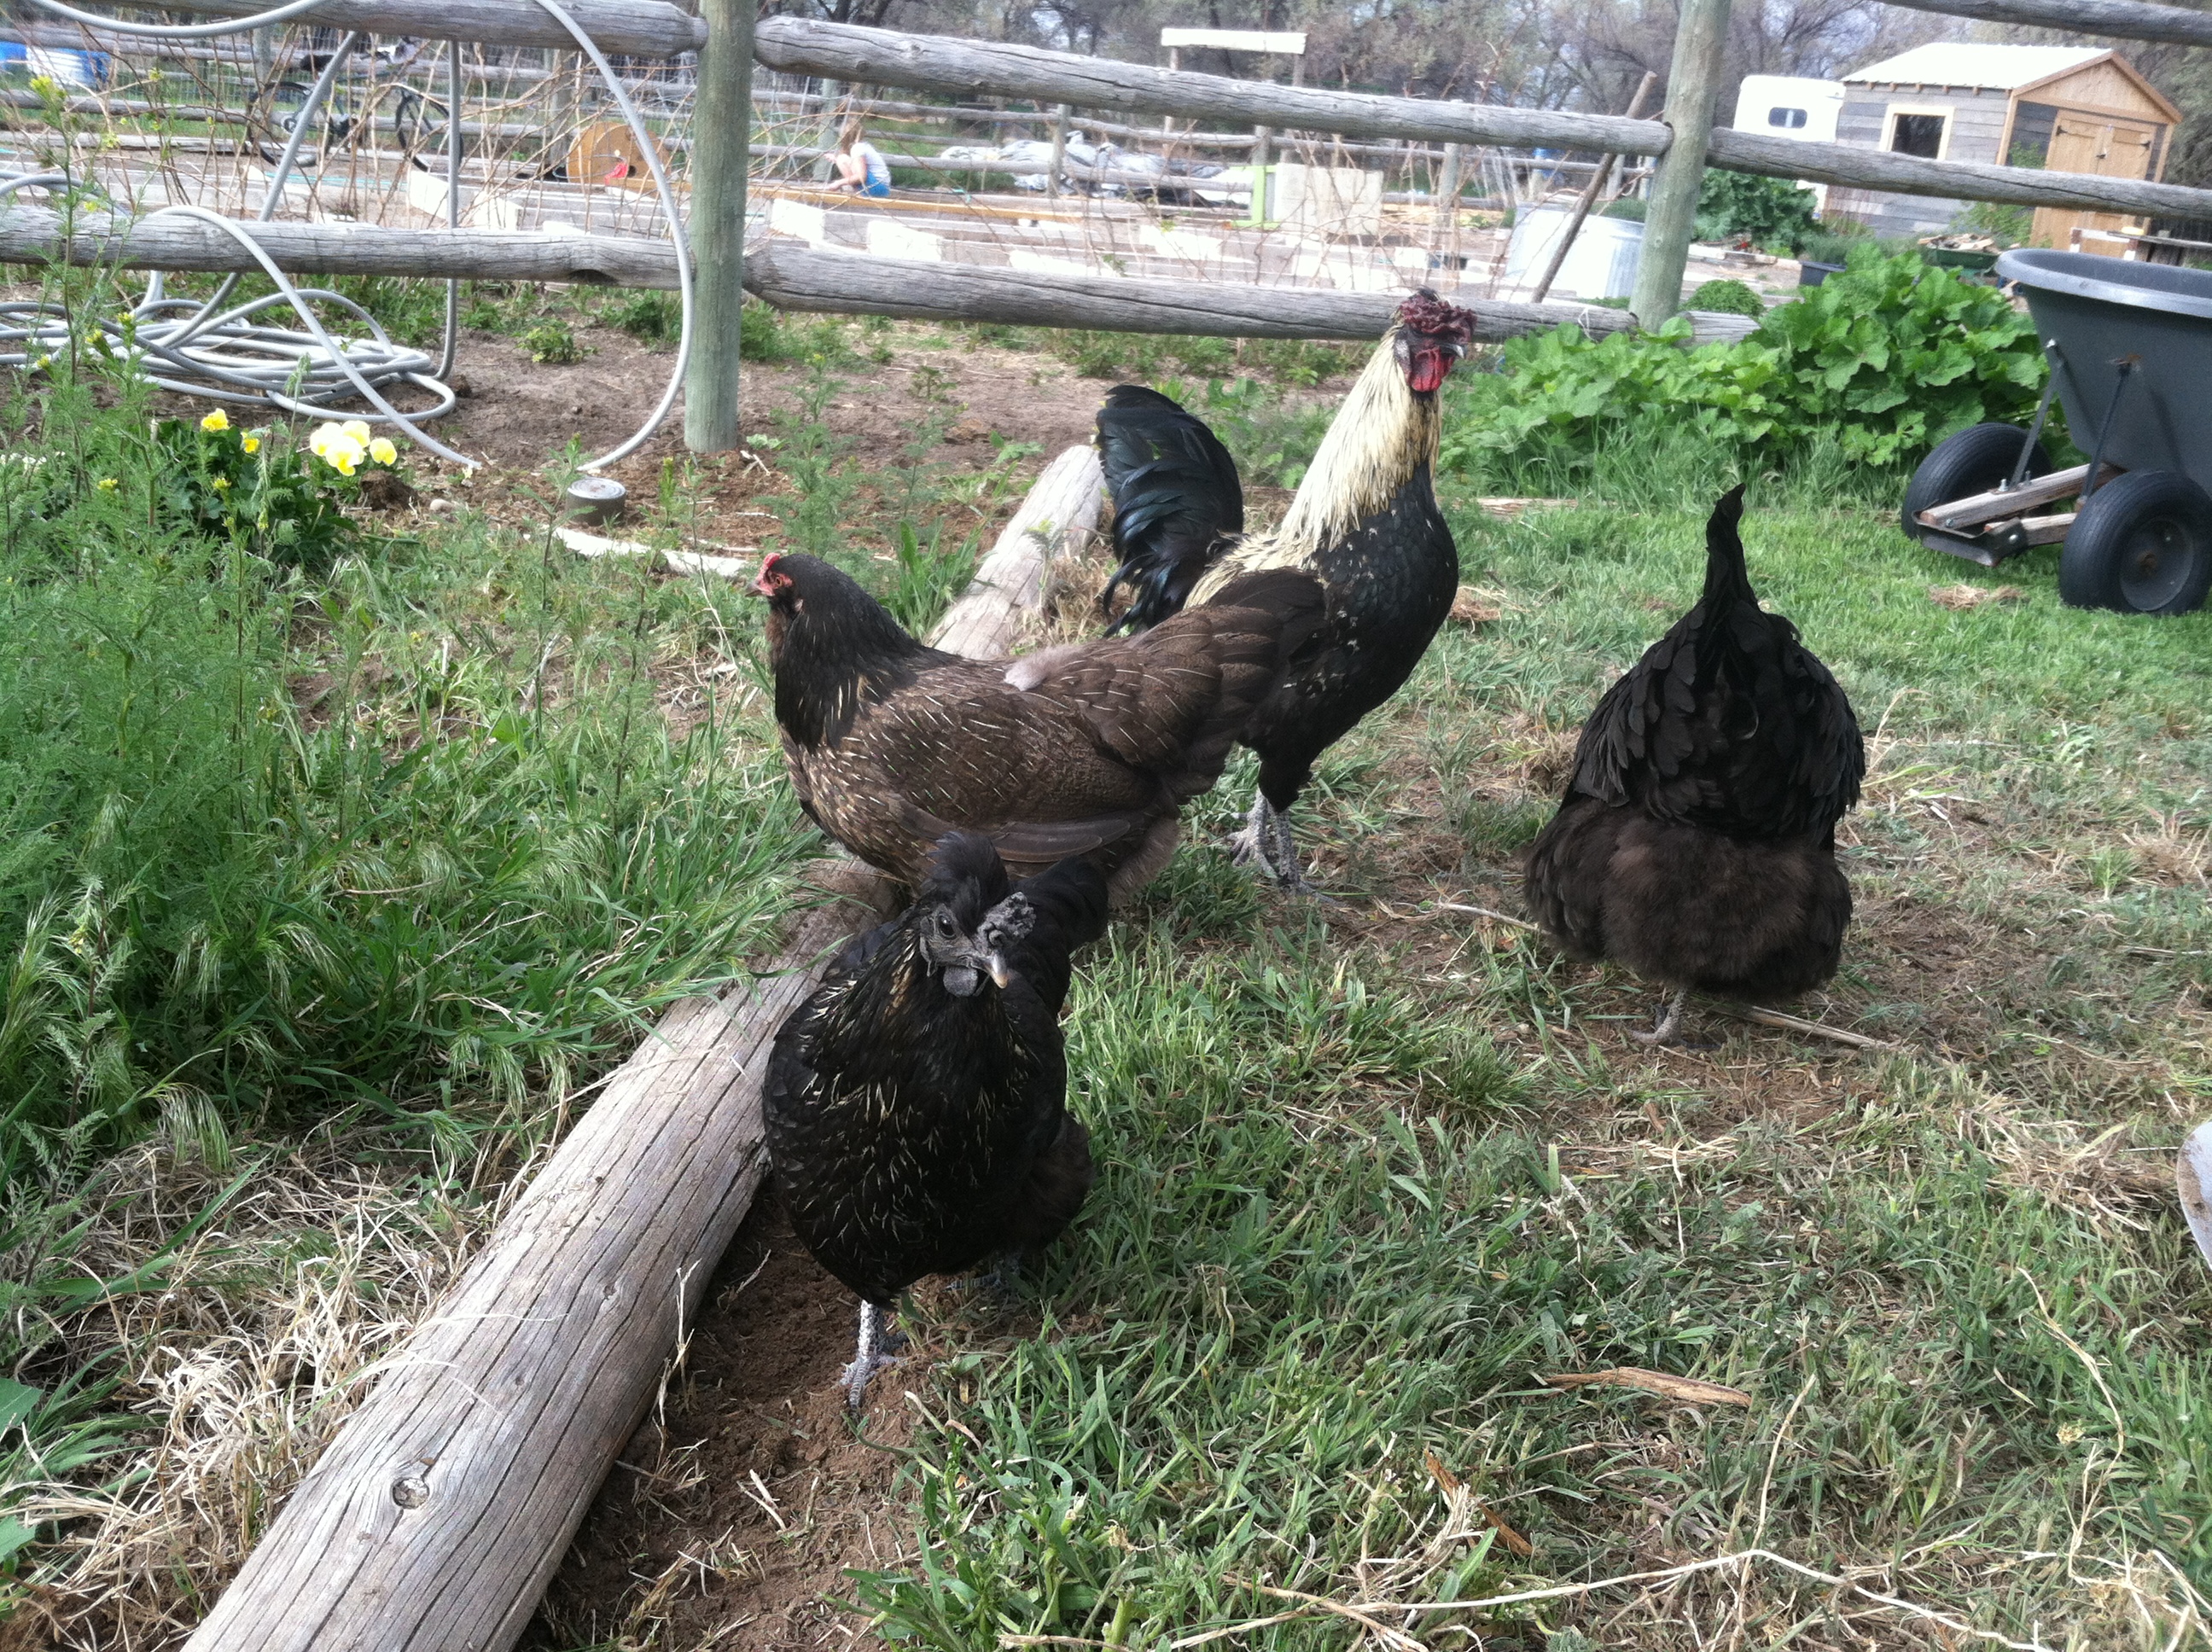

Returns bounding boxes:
[12,1143,495,1649]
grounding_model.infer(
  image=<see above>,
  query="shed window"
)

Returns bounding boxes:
[1889,112,1947,158]
[1767,106,1807,129]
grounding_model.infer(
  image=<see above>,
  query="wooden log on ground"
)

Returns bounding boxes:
[178,445,1104,1652]
[160,0,706,55]
[754,17,2212,224]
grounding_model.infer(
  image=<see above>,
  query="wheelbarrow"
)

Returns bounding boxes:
[1901,249,2212,615]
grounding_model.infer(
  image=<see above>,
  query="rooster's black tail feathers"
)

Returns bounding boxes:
[1095,385,1243,634]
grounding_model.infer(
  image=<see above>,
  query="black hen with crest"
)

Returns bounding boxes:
[1522,486,1864,1044]
[766,833,1109,1409]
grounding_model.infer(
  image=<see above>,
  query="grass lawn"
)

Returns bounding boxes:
[849,485,2212,1649]
[0,286,2205,1650]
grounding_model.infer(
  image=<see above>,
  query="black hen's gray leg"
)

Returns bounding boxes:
[1631,989,1689,1047]
[841,1299,900,1410]
[1266,800,1324,897]
[1227,788,1273,870]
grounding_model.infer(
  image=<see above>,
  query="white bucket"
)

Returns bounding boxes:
[1501,206,1644,301]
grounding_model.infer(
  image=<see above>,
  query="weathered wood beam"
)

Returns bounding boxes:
[178,445,1103,1652]
[684,0,754,455]
[157,0,705,55]
[1879,0,2212,48]
[0,205,676,287]
[741,239,1646,341]
[1703,126,2212,220]
[753,18,2212,224]
[1633,0,1731,328]
[753,16,1665,155]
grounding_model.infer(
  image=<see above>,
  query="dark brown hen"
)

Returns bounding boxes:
[755,551,1323,899]
[765,834,1108,1407]
[1523,486,1865,1044]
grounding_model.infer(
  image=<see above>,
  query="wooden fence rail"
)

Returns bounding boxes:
[0,205,1747,343]
[1880,0,2212,47]
[752,17,2212,224]
[165,0,705,55]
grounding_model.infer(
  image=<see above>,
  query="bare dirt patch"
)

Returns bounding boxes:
[532,1192,914,1652]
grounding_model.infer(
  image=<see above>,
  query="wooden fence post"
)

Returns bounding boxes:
[1530,71,1656,305]
[684,0,754,454]
[1629,0,1732,327]
[1046,102,1068,200]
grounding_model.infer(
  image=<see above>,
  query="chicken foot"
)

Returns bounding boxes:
[1227,789,1329,898]
[1630,989,1689,1047]
[842,1298,904,1410]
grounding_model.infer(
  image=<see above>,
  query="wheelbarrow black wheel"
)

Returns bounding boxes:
[1901,422,2052,544]
[2060,470,2212,615]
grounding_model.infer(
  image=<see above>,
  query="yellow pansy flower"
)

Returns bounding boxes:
[329,448,358,477]
[242,435,260,454]
[368,436,398,466]
[341,420,372,445]
[200,409,230,433]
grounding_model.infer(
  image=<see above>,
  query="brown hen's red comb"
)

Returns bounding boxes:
[1396,289,1476,344]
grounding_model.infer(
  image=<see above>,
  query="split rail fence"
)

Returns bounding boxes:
[9,0,2212,1643]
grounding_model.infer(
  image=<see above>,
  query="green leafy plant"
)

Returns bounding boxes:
[1441,247,2052,485]
[1600,195,1646,222]
[1690,277,1767,317]
[148,410,358,571]
[1695,170,1822,253]
[520,318,583,364]
[602,289,681,346]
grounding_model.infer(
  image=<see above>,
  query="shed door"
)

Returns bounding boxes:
[2031,113,2162,258]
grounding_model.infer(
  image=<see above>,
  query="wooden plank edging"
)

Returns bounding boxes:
[179,446,1104,1652]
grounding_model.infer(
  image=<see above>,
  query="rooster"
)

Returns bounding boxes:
[754,551,1323,902]
[1522,487,1864,1044]
[766,834,1109,1408]
[1093,290,1476,893]
[1094,384,1245,633]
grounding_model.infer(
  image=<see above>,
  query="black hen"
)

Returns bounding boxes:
[1095,384,1245,633]
[1522,486,1865,1044]
[765,833,1109,1408]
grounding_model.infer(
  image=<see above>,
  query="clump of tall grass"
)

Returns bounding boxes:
[0,290,817,1578]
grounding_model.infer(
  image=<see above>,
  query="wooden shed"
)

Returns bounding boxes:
[1825,43,2180,255]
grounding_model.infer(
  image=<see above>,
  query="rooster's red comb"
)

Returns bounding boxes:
[1396,289,1476,344]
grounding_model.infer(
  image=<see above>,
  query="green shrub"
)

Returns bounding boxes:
[1600,196,1645,221]
[603,289,681,345]
[520,318,582,364]
[1695,170,1821,253]
[1688,277,1767,317]
[1441,247,2051,486]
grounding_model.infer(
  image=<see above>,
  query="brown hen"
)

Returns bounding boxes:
[754,551,1324,900]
